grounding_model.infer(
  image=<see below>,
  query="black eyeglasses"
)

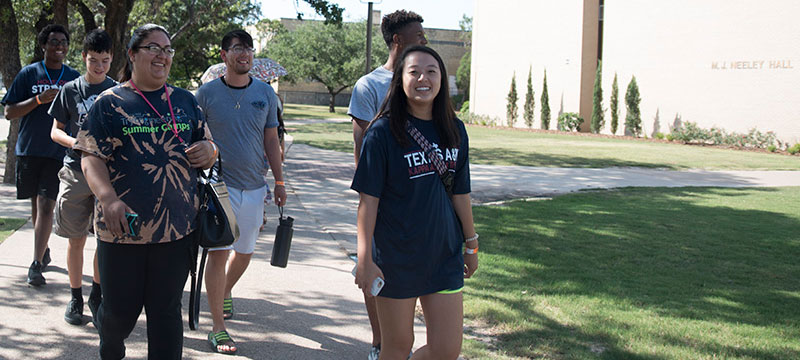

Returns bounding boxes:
[135,44,176,58]
[226,45,255,55]
[47,39,69,47]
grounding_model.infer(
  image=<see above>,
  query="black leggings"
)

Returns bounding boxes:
[96,236,193,360]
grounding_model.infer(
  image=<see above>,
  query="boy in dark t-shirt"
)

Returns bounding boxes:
[48,29,117,326]
[1,24,80,286]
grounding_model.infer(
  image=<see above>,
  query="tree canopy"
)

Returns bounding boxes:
[265,20,387,112]
[0,0,346,183]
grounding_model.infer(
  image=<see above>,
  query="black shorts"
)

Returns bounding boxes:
[16,156,62,201]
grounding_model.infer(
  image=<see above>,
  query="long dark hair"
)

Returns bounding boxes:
[372,45,459,148]
[119,24,170,82]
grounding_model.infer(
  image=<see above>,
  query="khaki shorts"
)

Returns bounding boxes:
[54,166,95,239]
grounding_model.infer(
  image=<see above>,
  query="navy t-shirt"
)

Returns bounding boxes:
[351,116,471,298]
[74,82,211,244]
[1,62,80,159]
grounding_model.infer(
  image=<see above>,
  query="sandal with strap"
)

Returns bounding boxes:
[223,297,234,319]
[208,330,238,355]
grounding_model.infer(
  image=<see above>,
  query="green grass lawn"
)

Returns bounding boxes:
[462,187,800,359]
[283,103,349,120]
[0,218,26,245]
[288,122,800,170]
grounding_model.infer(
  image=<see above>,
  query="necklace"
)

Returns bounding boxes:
[223,76,249,109]
[41,61,65,85]
[128,81,185,146]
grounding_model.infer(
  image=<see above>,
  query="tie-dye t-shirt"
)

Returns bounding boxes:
[74,82,211,244]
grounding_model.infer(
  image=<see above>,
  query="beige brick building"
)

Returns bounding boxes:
[470,0,800,144]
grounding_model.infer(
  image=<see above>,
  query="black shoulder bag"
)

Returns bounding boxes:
[189,154,240,330]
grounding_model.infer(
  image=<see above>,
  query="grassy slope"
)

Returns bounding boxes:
[288,122,800,170]
[463,187,800,359]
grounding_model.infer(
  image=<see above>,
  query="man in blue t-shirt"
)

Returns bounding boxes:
[48,29,116,326]
[1,24,80,286]
[346,10,428,360]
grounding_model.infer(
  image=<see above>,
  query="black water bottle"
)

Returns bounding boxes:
[270,206,294,268]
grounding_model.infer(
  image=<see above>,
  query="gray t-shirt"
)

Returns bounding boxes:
[196,77,279,190]
[48,75,117,170]
[348,66,393,122]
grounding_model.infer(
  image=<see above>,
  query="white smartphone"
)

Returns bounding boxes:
[352,263,385,296]
[370,277,385,296]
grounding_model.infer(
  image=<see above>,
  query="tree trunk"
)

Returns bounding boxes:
[328,93,336,113]
[53,0,68,26]
[72,0,98,34]
[104,0,136,81]
[31,2,54,64]
[0,0,21,184]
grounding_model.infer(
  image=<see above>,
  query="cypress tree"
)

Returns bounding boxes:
[523,66,535,128]
[590,61,604,133]
[540,69,550,130]
[610,73,619,135]
[624,76,642,137]
[506,73,518,127]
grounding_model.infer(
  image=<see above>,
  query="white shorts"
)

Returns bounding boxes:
[208,185,266,255]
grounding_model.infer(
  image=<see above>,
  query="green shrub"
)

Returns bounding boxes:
[610,73,619,135]
[590,60,604,133]
[767,145,777,152]
[451,94,464,109]
[540,69,551,130]
[666,133,675,141]
[523,66,535,128]
[506,73,519,127]
[460,101,470,115]
[671,122,786,150]
[654,132,665,140]
[624,76,642,137]
[461,112,499,126]
[789,143,800,155]
[557,112,583,132]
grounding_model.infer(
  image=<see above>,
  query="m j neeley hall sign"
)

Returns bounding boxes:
[711,59,794,70]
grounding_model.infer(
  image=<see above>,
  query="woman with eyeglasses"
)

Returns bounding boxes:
[75,24,216,359]
[352,46,478,359]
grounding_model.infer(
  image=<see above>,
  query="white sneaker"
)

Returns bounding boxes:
[367,345,380,360]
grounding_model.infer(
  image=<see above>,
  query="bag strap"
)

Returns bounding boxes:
[199,151,224,181]
[188,247,207,331]
[405,121,454,194]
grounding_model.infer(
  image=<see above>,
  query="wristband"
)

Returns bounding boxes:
[35,95,42,105]
[465,247,478,255]
[208,140,218,158]
[275,181,285,186]
[464,233,479,242]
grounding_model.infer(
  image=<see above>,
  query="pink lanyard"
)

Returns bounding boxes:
[129,81,185,145]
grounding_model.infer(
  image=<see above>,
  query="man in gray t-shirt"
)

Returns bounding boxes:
[195,29,286,355]
[350,11,428,166]
[347,9,428,360]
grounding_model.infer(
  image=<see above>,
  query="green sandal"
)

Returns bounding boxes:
[223,297,234,319]
[208,330,237,355]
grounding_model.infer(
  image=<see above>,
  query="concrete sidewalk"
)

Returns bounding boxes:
[0,122,797,358]
[0,183,424,359]
[0,159,427,357]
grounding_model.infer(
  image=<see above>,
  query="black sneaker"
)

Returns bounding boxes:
[64,298,83,325]
[88,296,101,328]
[42,248,51,270]
[27,261,45,286]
